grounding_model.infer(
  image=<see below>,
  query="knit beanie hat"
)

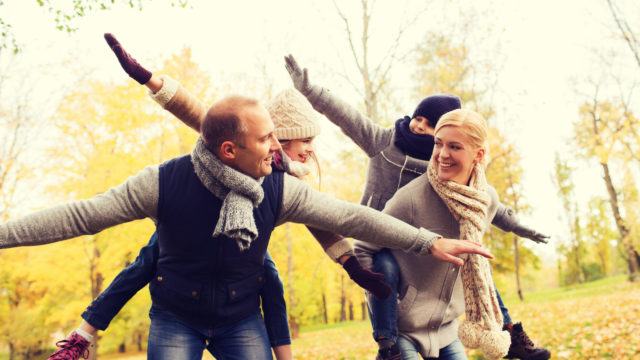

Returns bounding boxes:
[267,88,321,140]
[412,94,462,127]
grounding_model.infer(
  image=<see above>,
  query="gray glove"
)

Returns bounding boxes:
[492,206,549,244]
[284,54,315,96]
[512,224,550,244]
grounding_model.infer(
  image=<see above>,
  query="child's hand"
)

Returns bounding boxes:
[104,33,152,85]
[284,54,313,96]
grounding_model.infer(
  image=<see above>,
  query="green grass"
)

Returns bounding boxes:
[502,274,628,304]
[39,275,640,359]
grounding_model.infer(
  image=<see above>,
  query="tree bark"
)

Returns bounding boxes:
[601,162,639,281]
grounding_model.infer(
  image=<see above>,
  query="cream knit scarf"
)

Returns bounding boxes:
[191,138,264,251]
[427,163,510,359]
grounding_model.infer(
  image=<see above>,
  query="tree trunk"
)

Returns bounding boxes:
[285,225,299,337]
[513,235,523,301]
[574,214,586,283]
[339,274,347,322]
[348,301,354,321]
[321,292,329,324]
[88,240,103,358]
[8,341,15,360]
[601,162,639,281]
[361,301,368,321]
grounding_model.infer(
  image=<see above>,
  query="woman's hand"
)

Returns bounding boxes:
[430,238,494,266]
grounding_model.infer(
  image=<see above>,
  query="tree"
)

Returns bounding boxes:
[552,154,586,285]
[574,84,640,281]
[332,0,427,123]
[0,0,189,53]
[605,0,640,70]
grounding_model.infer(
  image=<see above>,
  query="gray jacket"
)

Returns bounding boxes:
[0,166,440,255]
[355,175,500,358]
[304,87,517,226]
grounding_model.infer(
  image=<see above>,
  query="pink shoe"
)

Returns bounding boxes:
[48,332,91,360]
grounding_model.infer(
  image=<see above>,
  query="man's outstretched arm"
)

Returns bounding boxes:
[0,166,158,249]
[277,174,493,265]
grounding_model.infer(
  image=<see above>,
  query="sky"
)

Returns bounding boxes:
[2,0,639,265]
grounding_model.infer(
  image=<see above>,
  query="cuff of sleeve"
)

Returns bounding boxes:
[149,75,179,107]
[325,238,354,262]
[412,228,440,256]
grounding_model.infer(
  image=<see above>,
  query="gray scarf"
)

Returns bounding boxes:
[191,138,265,251]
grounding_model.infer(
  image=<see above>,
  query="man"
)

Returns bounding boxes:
[0,90,493,359]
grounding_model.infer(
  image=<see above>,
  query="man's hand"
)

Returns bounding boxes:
[104,33,152,85]
[513,225,550,244]
[284,54,313,96]
[430,238,494,266]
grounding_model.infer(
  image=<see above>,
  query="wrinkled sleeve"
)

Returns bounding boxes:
[0,166,159,249]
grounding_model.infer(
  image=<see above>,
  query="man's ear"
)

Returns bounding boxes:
[219,140,238,161]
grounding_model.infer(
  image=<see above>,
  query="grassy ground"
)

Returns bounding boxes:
[29,275,640,359]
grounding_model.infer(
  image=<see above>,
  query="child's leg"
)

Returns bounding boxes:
[48,232,160,359]
[497,287,551,360]
[260,252,292,354]
[495,288,513,326]
[368,249,400,347]
[81,232,160,330]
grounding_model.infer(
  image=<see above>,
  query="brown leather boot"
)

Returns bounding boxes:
[504,322,551,360]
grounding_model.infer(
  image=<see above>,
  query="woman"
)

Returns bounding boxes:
[284,55,550,360]
[356,109,510,359]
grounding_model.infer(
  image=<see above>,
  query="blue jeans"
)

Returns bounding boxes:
[82,232,291,346]
[261,253,291,346]
[82,233,160,330]
[368,249,512,345]
[148,305,272,360]
[398,337,466,360]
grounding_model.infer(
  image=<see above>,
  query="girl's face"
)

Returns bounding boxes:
[432,126,484,185]
[409,116,435,136]
[282,137,315,163]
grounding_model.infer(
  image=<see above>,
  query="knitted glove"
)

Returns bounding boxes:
[104,33,152,85]
[512,224,549,244]
[342,256,391,299]
[284,54,316,96]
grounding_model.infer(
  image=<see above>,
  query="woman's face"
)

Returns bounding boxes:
[432,125,483,185]
[282,137,315,163]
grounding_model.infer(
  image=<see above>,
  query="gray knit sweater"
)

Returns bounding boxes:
[0,166,439,256]
[355,175,500,358]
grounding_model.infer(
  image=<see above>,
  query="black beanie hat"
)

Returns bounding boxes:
[411,94,462,127]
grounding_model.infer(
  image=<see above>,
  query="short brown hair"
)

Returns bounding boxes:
[201,96,258,152]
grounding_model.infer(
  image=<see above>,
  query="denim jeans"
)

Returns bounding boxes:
[260,252,291,346]
[496,289,512,325]
[82,232,291,346]
[398,337,466,360]
[82,232,160,330]
[368,249,513,345]
[148,305,272,360]
[368,249,401,343]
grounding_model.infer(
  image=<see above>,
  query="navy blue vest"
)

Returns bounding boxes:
[151,155,283,327]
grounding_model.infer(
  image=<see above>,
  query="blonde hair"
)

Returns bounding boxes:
[434,109,489,164]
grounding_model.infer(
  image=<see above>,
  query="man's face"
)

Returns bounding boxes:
[234,105,280,178]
